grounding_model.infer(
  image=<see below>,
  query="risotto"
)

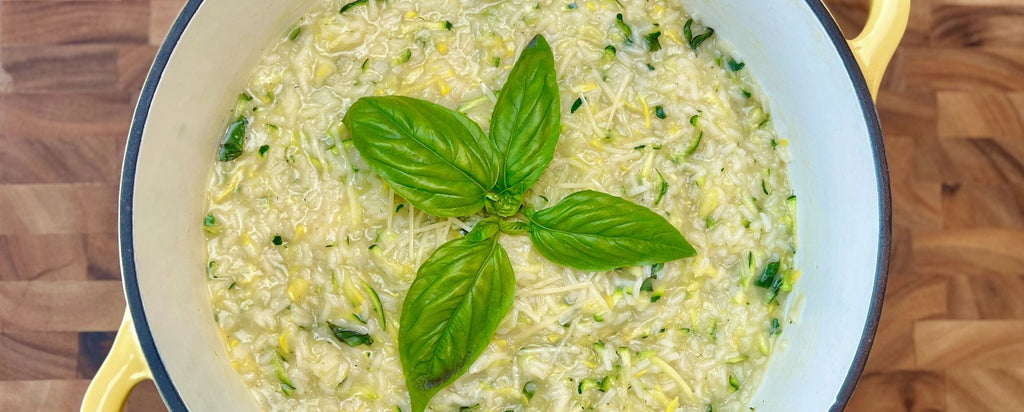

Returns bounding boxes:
[203,0,799,411]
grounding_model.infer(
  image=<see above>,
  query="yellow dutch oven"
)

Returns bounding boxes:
[82,0,909,410]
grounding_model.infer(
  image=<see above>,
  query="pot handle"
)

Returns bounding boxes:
[81,311,154,412]
[845,0,910,98]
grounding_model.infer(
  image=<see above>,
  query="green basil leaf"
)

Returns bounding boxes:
[684,19,715,51]
[327,322,373,347]
[645,31,662,52]
[399,233,515,412]
[488,34,560,204]
[218,116,248,161]
[498,220,530,235]
[344,96,499,217]
[727,58,745,72]
[754,261,780,288]
[526,190,696,271]
[465,217,500,241]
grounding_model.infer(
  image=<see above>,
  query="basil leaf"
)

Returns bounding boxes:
[218,116,248,161]
[465,217,500,241]
[754,261,780,288]
[727,58,745,72]
[526,190,696,271]
[488,34,560,211]
[344,96,499,217]
[327,322,373,347]
[645,31,662,52]
[684,19,715,50]
[399,233,515,412]
[498,220,530,235]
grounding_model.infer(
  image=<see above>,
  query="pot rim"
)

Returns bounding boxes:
[118,1,891,410]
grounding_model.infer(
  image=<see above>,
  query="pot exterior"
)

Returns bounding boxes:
[121,1,889,410]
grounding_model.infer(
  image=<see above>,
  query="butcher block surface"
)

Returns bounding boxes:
[0,0,1022,410]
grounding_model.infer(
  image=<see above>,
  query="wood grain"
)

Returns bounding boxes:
[837,2,1024,411]
[946,274,1024,319]
[0,2,149,46]
[846,370,946,412]
[0,281,125,332]
[937,91,1024,138]
[914,138,1024,183]
[877,90,939,137]
[0,331,79,380]
[0,380,91,412]
[905,47,1024,92]
[931,5,1024,47]
[0,184,118,235]
[0,45,119,92]
[0,137,123,184]
[0,93,134,139]
[0,0,1021,410]
[863,274,948,370]
[913,229,1024,277]
[0,235,87,281]
[915,321,1024,369]
[946,369,1024,412]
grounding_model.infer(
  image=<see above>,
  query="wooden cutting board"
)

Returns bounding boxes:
[0,0,1020,410]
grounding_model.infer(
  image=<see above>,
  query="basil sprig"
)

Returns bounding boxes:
[342,34,696,412]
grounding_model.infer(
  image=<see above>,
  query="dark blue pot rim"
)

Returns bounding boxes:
[118,1,891,410]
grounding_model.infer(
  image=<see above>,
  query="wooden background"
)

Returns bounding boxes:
[0,0,1021,410]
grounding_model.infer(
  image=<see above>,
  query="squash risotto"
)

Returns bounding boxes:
[203,0,799,410]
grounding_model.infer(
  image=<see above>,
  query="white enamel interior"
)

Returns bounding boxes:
[128,0,884,410]
[685,1,883,410]
[131,0,319,410]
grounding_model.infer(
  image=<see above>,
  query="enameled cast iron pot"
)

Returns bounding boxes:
[81,1,908,410]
